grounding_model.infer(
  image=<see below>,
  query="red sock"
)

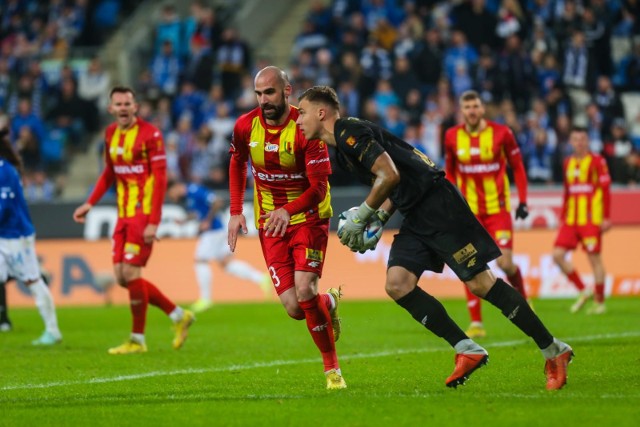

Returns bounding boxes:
[127,278,148,334]
[298,295,338,371]
[143,279,176,315]
[567,270,585,291]
[320,293,332,311]
[507,267,527,299]
[594,282,605,303]
[464,286,482,323]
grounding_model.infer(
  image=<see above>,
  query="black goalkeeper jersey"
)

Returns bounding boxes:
[333,117,445,213]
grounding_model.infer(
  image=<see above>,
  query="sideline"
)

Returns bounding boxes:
[2,331,639,392]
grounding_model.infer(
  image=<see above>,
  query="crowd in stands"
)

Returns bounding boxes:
[135,0,640,191]
[3,0,640,201]
[0,0,140,201]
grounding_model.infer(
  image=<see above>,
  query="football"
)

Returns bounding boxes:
[337,207,384,249]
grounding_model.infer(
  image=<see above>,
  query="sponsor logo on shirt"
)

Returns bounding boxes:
[307,158,329,165]
[265,143,279,152]
[114,165,145,174]
[458,163,500,174]
[255,171,306,182]
[568,184,595,194]
[346,136,356,146]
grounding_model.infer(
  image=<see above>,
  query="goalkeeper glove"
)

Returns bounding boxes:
[515,202,529,220]
[339,202,375,251]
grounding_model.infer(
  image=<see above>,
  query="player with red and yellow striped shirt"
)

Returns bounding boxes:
[73,86,193,354]
[227,67,345,390]
[552,127,611,314]
[444,90,529,339]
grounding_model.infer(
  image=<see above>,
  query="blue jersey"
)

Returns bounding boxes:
[0,160,35,238]
[185,183,223,231]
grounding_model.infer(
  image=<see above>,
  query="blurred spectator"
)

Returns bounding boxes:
[496,35,535,112]
[292,20,329,59]
[188,125,215,184]
[150,40,181,97]
[582,6,612,77]
[78,57,111,115]
[172,81,206,129]
[443,30,478,83]
[184,34,214,92]
[359,35,393,99]
[389,56,421,106]
[495,0,526,43]
[593,75,625,138]
[206,102,234,168]
[155,3,183,57]
[451,0,498,51]
[382,104,405,138]
[411,27,443,95]
[23,169,56,202]
[585,102,605,153]
[9,98,46,145]
[562,29,593,90]
[8,75,44,118]
[47,78,97,152]
[215,28,251,101]
[15,126,41,172]
[605,118,636,183]
[527,128,555,184]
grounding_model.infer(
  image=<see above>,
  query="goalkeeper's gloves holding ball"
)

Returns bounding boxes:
[339,202,375,251]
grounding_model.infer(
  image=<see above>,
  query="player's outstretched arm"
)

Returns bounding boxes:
[228,214,248,252]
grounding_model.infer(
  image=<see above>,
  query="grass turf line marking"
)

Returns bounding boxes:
[2,330,638,391]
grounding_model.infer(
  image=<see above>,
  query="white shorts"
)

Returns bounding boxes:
[0,235,41,283]
[195,229,232,261]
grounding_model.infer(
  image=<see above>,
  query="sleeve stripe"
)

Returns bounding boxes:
[151,155,166,162]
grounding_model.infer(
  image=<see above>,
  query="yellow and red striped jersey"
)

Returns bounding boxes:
[444,121,527,216]
[561,153,611,226]
[89,118,167,223]
[230,105,332,228]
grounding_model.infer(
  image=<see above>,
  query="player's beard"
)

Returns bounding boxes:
[261,94,287,121]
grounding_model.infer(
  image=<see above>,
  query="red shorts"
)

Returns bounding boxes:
[554,223,602,254]
[112,216,154,266]
[259,219,329,296]
[477,211,514,250]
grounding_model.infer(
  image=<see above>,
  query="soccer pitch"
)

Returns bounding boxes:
[1,297,638,427]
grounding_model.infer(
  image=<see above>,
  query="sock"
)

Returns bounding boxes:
[29,279,61,338]
[484,278,553,349]
[507,266,528,299]
[298,295,339,371]
[144,278,177,315]
[225,260,264,283]
[169,306,185,323]
[0,281,8,323]
[594,282,605,303]
[395,286,467,348]
[127,278,148,334]
[321,293,334,311]
[567,270,585,291]
[454,339,487,355]
[195,262,212,301]
[130,332,146,345]
[464,286,482,323]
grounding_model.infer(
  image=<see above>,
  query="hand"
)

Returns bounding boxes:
[515,202,529,220]
[198,220,210,232]
[228,214,248,252]
[143,224,159,245]
[72,203,92,223]
[339,202,375,251]
[601,219,612,233]
[261,208,291,237]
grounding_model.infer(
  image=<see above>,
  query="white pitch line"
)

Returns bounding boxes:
[2,331,639,392]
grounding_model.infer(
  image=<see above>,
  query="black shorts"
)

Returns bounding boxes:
[388,180,501,282]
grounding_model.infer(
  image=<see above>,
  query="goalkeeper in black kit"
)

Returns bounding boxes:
[295,85,574,391]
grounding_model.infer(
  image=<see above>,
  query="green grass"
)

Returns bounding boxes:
[1,297,639,427]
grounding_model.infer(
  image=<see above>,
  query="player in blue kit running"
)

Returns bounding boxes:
[0,128,62,345]
[167,181,271,312]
